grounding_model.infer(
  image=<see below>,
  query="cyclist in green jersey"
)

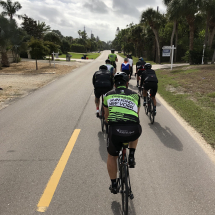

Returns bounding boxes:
[108,49,118,72]
[103,72,142,194]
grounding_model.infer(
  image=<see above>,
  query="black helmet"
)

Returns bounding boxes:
[111,49,115,53]
[105,59,110,64]
[144,63,152,70]
[114,72,129,83]
[139,57,143,61]
[99,65,108,70]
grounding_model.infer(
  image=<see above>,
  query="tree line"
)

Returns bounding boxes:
[0,0,111,68]
[112,0,215,64]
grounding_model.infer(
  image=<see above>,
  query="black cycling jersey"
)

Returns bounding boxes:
[136,60,146,71]
[143,69,158,83]
[92,69,113,88]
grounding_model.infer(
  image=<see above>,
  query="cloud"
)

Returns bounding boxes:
[0,0,167,41]
[83,0,109,14]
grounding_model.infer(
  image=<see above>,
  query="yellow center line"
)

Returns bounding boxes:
[37,129,81,212]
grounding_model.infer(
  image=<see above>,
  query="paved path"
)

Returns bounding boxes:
[0,51,215,215]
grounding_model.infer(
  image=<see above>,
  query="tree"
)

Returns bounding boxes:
[28,38,49,70]
[21,14,50,39]
[0,0,22,20]
[43,41,59,65]
[141,8,165,63]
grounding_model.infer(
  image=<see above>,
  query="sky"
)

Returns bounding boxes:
[0,0,167,42]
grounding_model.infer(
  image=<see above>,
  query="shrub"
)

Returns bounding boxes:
[71,44,85,53]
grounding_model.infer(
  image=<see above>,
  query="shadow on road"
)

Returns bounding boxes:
[98,131,108,163]
[111,199,137,215]
[111,201,122,215]
[149,122,183,151]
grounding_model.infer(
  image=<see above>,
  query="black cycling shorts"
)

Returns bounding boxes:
[110,61,116,69]
[143,82,158,97]
[122,70,130,76]
[94,87,112,98]
[107,124,142,156]
[137,69,144,77]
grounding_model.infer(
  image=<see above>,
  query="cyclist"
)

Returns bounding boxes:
[127,55,133,77]
[105,59,115,76]
[108,49,118,72]
[103,72,142,194]
[136,57,146,87]
[120,58,130,78]
[141,63,158,115]
[92,65,113,118]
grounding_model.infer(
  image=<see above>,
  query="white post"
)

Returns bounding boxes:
[202,44,205,65]
[171,45,174,70]
[52,52,55,67]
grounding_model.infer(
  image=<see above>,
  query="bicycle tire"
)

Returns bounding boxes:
[121,164,129,215]
[149,99,154,124]
[100,105,105,131]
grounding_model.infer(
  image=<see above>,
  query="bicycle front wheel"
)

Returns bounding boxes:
[121,164,129,215]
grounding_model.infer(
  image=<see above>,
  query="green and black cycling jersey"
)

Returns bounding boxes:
[103,86,140,125]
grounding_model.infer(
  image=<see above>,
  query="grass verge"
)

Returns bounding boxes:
[117,53,156,65]
[156,64,215,148]
[58,52,100,59]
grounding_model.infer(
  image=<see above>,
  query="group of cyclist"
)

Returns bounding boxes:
[92,49,158,194]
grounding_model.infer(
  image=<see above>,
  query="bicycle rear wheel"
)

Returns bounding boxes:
[121,164,129,215]
[100,104,105,131]
[149,99,154,124]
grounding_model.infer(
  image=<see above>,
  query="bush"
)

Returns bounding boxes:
[71,44,85,53]
[20,51,28,58]
[182,47,214,64]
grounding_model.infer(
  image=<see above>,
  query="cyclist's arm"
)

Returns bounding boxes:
[104,107,109,123]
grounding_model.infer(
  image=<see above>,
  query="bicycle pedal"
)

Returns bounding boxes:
[129,193,134,200]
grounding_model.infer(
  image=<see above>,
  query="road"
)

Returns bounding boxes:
[0,50,215,215]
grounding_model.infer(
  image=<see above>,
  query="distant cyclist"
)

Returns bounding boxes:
[127,55,133,77]
[136,57,146,87]
[103,72,142,194]
[92,65,113,118]
[120,58,130,78]
[141,63,158,115]
[105,59,115,76]
[108,49,118,72]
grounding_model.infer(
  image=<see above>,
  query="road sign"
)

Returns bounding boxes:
[162,49,170,57]
[162,46,171,49]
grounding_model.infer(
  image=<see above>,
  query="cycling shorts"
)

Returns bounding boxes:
[137,69,145,77]
[110,61,116,69]
[142,82,158,97]
[122,70,130,76]
[94,87,112,99]
[107,124,142,156]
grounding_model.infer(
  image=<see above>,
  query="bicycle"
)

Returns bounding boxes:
[144,89,155,124]
[138,84,143,97]
[100,95,108,132]
[107,139,134,215]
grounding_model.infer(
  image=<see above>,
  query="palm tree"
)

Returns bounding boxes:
[141,8,165,63]
[164,0,181,62]
[0,0,22,20]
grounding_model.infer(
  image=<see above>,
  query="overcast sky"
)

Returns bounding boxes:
[0,0,167,42]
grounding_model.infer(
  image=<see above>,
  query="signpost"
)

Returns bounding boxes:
[52,52,59,67]
[162,45,176,70]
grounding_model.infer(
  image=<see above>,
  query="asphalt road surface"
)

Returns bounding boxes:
[0,51,215,215]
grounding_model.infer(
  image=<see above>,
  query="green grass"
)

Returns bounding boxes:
[117,53,156,65]
[58,52,100,59]
[156,65,215,148]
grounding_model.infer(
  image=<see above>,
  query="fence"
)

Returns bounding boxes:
[0,51,19,66]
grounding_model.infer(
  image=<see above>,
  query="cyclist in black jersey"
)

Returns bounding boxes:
[93,65,113,118]
[136,57,146,87]
[103,72,142,194]
[141,63,158,115]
